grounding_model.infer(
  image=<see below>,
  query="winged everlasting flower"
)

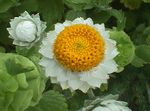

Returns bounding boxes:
[82,95,132,111]
[39,17,119,93]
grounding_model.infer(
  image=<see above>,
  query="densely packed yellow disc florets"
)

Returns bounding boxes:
[53,24,105,72]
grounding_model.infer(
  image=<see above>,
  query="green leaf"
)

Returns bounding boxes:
[146,35,150,45]
[0,46,5,53]
[66,10,86,20]
[37,0,64,29]
[0,70,18,93]
[88,9,111,24]
[25,106,42,111]
[97,0,112,7]
[143,0,150,3]
[68,92,86,111]
[109,31,135,71]
[135,45,150,62]
[64,0,97,11]
[110,9,126,30]
[125,11,137,31]
[26,90,68,111]
[131,55,146,67]
[0,22,12,45]
[0,0,18,13]
[0,53,45,111]
[17,0,38,13]
[10,89,33,111]
[121,0,142,10]
[5,56,34,75]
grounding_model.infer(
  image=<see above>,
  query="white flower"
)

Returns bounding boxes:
[7,11,46,48]
[39,17,119,93]
[92,100,132,111]
[82,95,132,111]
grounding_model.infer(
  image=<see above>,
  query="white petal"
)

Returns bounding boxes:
[7,28,16,39]
[60,81,69,89]
[56,68,68,82]
[54,23,65,34]
[104,39,118,60]
[47,31,58,44]
[72,17,85,24]
[84,18,94,25]
[106,104,120,111]
[13,40,29,46]
[67,71,80,80]
[68,79,82,90]
[39,44,53,59]
[39,31,57,59]
[91,66,109,79]
[79,82,90,93]
[101,60,118,73]
[51,77,58,83]
[94,24,109,39]
[63,20,72,26]
[79,72,105,87]
[41,37,49,45]
[39,57,50,67]
[45,60,60,77]
[93,106,110,111]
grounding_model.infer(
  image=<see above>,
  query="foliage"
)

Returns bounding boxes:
[0,53,45,111]
[26,90,68,111]
[0,0,150,111]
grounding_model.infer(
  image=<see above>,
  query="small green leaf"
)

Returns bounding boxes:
[0,46,5,53]
[100,84,108,92]
[143,0,150,3]
[66,10,86,20]
[37,0,64,29]
[121,0,142,10]
[135,45,150,62]
[97,0,112,6]
[17,0,38,13]
[5,57,34,75]
[0,22,12,45]
[109,31,135,71]
[131,55,146,67]
[26,90,68,111]
[110,9,126,30]
[64,0,97,11]
[0,0,18,13]
[89,10,111,24]
[146,35,150,45]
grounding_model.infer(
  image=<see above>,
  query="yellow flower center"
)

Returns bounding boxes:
[53,24,105,72]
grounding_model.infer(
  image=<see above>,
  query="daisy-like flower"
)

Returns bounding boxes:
[39,17,119,93]
[7,11,46,48]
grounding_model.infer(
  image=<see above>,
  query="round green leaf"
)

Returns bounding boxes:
[109,31,135,71]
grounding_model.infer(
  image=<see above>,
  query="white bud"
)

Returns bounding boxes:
[7,11,46,48]
[15,21,36,42]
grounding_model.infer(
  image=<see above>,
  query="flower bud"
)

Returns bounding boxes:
[15,21,36,42]
[7,11,46,48]
[82,95,132,111]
